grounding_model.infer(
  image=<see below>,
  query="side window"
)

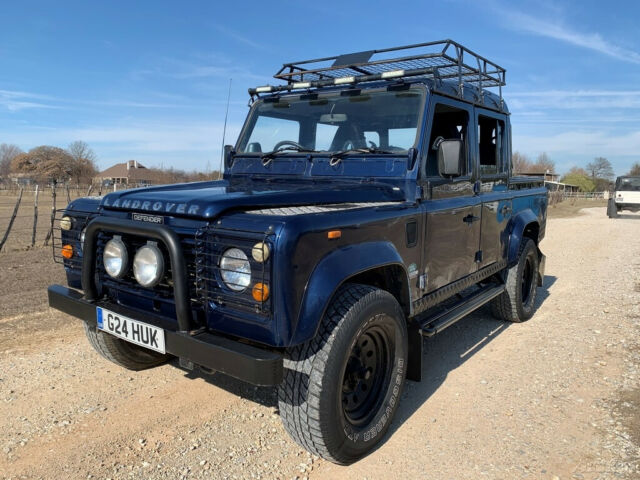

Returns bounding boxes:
[315,123,339,151]
[425,103,469,177]
[245,116,300,153]
[478,115,506,176]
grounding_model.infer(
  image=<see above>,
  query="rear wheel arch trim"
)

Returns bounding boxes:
[507,209,540,267]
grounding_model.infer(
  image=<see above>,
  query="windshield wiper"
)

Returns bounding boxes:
[330,146,397,161]
[261,146,319,161]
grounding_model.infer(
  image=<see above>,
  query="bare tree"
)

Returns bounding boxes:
[586,157,614,180]
[627,162,640,176]
[512,151,532,174]
[534,152,555,174]
[67,141,98,185]
[586,157,615,191]
[0,143,23,178]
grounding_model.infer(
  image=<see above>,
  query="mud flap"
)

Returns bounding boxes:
[537,249,546,287]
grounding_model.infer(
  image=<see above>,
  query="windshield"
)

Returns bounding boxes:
[236,86,425,154]
[616,177,640,191]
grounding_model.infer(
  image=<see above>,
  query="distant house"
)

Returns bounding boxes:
[517,171,561,182]
[95,160,161,186]
[9,172,38,186]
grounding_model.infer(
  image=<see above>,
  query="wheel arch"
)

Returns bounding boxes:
[290,241,411,346]
[507,209,540,267]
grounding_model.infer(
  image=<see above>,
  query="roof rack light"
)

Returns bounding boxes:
[381,69,405,79]
[334,76,355,85]
[255,86,273,93]
[292,81,311,89]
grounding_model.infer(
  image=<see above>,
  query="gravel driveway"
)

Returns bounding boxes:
[1,207,638,480]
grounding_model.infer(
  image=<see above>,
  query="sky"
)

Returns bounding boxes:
[1,0,639,176]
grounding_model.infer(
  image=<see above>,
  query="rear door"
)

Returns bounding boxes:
[475,108,511,267]
[421,95,481,292]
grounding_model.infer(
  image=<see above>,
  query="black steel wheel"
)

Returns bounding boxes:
[278,284,408,465]
[342,323,394,427]
[491,238,540,322]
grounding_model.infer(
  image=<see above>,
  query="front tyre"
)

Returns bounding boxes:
[84,323,169,370]
[278,284,408,465]
[491,238,540,322]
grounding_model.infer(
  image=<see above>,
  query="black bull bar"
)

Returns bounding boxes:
[49,216,283,386]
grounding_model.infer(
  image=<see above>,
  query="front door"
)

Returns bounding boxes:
[421,96,481,292]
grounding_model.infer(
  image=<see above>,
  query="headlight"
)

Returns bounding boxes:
[133,243,164,288]
[220,248,251,291]
[103,236,128,278]
[60,216,73,231]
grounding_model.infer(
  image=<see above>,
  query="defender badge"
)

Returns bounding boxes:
[132,213,164,224]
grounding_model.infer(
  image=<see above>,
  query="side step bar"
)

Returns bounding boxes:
[419,284,505,337]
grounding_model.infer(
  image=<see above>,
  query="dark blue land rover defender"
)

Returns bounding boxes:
[49,40,547,464]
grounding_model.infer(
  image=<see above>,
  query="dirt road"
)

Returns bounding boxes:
[1,208,638,480]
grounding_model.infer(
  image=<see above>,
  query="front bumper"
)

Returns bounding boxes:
[48,284,283,386]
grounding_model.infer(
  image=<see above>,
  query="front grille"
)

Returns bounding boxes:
[195,227,273,315]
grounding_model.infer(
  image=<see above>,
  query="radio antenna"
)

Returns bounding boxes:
[218,78,232,179]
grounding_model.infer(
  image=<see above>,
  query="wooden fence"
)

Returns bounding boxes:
[0,185,92,252]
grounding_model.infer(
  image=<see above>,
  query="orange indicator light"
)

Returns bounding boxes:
[327,230,342,240]
[252,282,270,302]
[61,244,73,259]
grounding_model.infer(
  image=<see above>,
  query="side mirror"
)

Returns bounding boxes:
[437,139,464,177]
[224,145,235,169]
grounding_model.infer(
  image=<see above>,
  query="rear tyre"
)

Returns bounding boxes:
[491,238,539,323]
[83,323,169,370]
[607,198,618,218]
[278,284,408,465]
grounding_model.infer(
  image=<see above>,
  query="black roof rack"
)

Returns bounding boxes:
[249,40,506,107]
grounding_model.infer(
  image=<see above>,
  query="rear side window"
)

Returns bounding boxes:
[478,115,506,176]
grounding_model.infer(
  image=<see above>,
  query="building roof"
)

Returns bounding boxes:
[97,160,147,179]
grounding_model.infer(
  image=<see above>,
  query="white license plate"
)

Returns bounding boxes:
[96,307,166,354]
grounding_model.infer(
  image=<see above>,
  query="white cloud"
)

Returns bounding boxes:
[507,90,640,114]
[213,24,269,51]
[514,130,640,157]
[497,5,640,64]
[0,89,61,111]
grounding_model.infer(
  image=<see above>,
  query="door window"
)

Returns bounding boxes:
[478,116,506,176]
[424,103,469,177]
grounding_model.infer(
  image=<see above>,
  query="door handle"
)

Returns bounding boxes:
[501,205,512,215]
[463,214,480,224]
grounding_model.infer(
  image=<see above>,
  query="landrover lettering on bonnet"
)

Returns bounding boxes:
[132,213,164,224]
[103,197,200,215]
